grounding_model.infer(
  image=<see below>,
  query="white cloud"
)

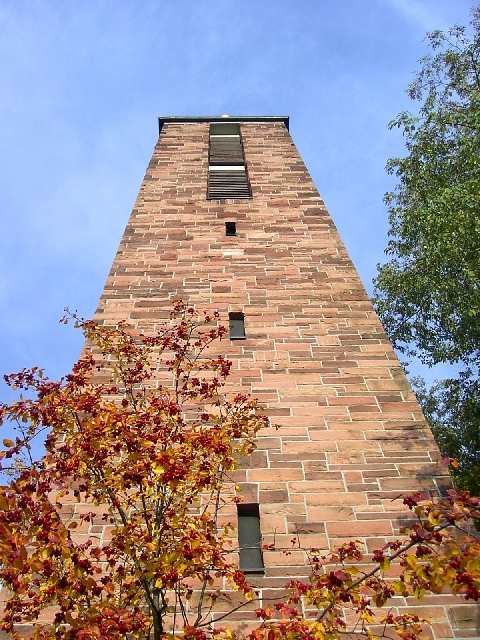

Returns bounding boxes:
[384,0,448,32]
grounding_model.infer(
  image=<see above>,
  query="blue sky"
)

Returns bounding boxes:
[0,0,474,399]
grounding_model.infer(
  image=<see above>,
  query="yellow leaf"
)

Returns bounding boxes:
[2,438,14,447]
[405,554,417,569]
[155,577,163,588]
[361,611,375,623]
[152,463,165,475]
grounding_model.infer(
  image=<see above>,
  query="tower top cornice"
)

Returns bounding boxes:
[158,115,289,134]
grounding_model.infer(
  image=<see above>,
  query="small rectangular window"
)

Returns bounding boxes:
[229,312,246,340]
[237,503,264,573]
[225,222,237,236]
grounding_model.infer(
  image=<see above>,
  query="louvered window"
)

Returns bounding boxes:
[209,136,244,165]
[208,167,250,199]
[207,123,251,199]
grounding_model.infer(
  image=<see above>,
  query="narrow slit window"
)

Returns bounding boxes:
[237,503,264,573]
[225,222,237,236]
[229,312,246,340]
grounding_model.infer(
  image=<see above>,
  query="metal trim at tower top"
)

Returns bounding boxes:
[158,115,289,134]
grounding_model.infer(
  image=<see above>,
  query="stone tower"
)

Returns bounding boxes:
[94,116,473,638]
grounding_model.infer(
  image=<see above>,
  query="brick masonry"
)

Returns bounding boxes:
[90,120,477,638]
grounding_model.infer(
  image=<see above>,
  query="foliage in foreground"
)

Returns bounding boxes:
[0,302,479,640]
[373,7,480,493]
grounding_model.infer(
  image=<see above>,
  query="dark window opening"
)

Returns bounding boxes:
[237,503,264,573]
[225,222,237,236]
[229,312,246,340]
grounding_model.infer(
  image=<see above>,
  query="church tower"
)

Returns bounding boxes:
[94,116,471,638]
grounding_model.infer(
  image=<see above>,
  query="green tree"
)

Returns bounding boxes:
[374,7,480,493]
[412,374,480,496]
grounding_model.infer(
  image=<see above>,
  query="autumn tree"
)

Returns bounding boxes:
[0,301,479,640]
[373,8,480,493]
[0,302,268,639]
